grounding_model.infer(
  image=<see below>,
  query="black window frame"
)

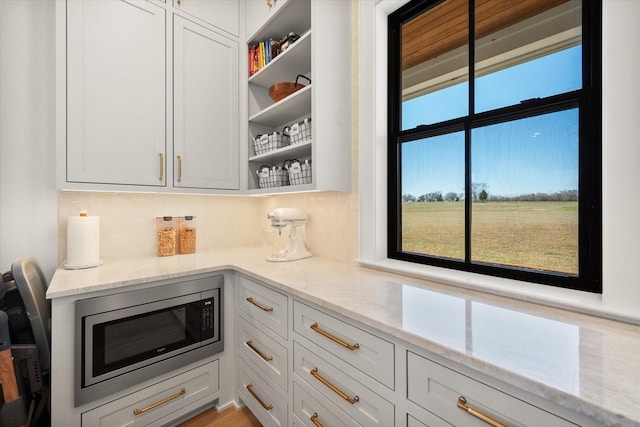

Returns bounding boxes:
[387,0,602,292]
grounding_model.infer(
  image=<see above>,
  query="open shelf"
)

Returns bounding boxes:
[249,31,311,89]
[249,140,312,164]
[245,0,350,193]
[248,85,311,127]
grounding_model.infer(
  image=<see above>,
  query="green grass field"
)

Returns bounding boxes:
[401,201,578,274]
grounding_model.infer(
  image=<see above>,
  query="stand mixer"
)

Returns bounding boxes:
[266,208,312,262]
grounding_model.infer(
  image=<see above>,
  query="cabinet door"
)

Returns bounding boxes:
[173,16,239,190]
[173,0,239,37]
[245,0,289,39]
[66,0,166,186]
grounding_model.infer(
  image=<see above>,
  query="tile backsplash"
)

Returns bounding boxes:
[58,190,359,265]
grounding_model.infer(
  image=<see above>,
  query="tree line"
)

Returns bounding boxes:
[402,188,578,203]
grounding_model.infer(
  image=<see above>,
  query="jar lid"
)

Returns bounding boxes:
[185,215,194,220]
[163,216,172,221]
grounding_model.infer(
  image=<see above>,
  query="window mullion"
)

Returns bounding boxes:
[465,0,476,264]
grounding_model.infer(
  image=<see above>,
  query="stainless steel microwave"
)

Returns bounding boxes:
[74,274,223,406]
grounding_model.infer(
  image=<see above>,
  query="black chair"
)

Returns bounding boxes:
[0,257,51,427]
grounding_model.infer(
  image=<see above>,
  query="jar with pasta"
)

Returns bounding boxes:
[156,216,176,257]
[179,216,196,254]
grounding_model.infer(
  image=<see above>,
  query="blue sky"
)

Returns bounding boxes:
[401,46,581,198]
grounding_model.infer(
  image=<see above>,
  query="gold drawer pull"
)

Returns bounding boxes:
[177,155,182,182]
[310,412,324,427]
[246,340,273,361]
[246,296,273,312]
[133,388,185,415]
[246,383,273,411]
[457,396,507,427]
[310,322,359,351]
[310,367,359,404]
[158,153,164,181]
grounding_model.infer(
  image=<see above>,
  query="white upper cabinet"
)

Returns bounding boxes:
[60,0,241,192]
[65,0,166,187]
[59,0,350,194]
[173,16,239,190]
[173,0,239,37]
[245,0,289,40]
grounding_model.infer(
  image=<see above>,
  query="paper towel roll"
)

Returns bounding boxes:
[65,214,102,269]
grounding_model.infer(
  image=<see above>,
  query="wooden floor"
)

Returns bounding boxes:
[178,405,262,427]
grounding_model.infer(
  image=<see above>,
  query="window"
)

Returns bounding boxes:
[388,0,601,292]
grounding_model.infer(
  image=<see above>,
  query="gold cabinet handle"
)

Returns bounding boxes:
[246,384,273,411]
[133,388,185,415]
[158,153,164,181]
[266,0,273,7]
[246,340,273,361]
[457,396,507,427]
[310,323,359,351]
[177,155,182,182]
[177,0,181,5]
[246,297,273,312]
[310,412,324,427]
[310,367,359,404]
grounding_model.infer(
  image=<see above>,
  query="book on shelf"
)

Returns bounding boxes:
[248,38,281,77]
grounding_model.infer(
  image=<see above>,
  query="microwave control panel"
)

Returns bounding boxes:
[201,297,216,340]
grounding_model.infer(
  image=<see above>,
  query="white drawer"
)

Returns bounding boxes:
[238,316,288,393]
[238,275,288,339]
[408,413,453,427]
[293,381,361,427]
[81,360,219,427]
[408,414,429,427]
[407,351,579,427]
[293,300,395,389]
[239,357,288,427]
[293,342,394,427]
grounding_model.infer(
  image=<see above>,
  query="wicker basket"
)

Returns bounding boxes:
[284,117,312,145]
[257,165,289,189]
[286,159,312,186]
[253,132,289,156]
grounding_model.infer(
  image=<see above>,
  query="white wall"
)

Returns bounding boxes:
[601,0,640,315]
[0,0,58,279]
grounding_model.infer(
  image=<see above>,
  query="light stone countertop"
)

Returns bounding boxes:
[48,247,640,426]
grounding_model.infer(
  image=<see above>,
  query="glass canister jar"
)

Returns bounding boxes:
[178,216,196,254]
[157,216,176,257]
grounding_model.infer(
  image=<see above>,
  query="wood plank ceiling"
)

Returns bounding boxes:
[402,0,570,71]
